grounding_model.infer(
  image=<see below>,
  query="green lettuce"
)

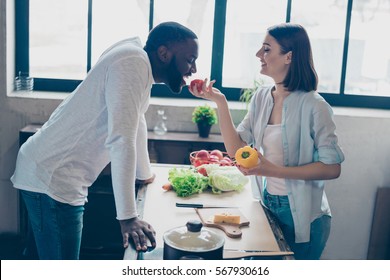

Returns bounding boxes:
[201,164,249,194]
[168,167,209,197]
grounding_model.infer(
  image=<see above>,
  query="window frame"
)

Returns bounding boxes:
[15,0,390,109]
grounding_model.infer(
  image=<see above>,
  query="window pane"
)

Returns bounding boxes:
[30,0,88,80]
[223,0,287,89]
[91,0,150,66]
[153,0,215,82]
[290,0,348,93]
[345,0,390,97]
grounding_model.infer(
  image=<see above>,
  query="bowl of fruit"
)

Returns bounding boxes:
[190,149,234,176]
[190,149,234,168]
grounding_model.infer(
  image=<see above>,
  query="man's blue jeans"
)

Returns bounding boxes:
[263,189,331,260]
[20,190,84,260]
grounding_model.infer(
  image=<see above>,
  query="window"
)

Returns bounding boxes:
[90,1,150,67]
[15,0,390,109]
[290,0,347,94]
[29,0,88,80]
[345,0,390,97]
[223,0,287,89]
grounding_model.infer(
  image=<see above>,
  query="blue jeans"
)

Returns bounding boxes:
[263,189,331,260]
[20,190,84,260]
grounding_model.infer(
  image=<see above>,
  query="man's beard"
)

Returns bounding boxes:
[166,56,183,94]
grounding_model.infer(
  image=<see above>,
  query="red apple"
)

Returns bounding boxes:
[210,149,224,160]
[195,150,210,160]
[219,159,231,166]
[193,158,208,167]
[197,167,208,176]
[190,79,204,92]
[209,155,220,163]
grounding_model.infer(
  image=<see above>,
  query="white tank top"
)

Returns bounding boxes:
[262,124,288,195]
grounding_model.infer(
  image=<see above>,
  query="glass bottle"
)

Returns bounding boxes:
[153,109,168,135]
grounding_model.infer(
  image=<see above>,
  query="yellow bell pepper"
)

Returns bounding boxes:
[235,146,258,168]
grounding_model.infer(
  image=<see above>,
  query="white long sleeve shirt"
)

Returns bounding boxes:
[11,37,154,220]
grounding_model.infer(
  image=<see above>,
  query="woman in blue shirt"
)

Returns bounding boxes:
[190,23,345,259]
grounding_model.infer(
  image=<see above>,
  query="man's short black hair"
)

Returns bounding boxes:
[144,21,197,53]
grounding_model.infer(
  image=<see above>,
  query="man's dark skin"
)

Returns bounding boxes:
[119,38,199,252]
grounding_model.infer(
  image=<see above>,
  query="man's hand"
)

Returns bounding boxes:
[119,217,156,252]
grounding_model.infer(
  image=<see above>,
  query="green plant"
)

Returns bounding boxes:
[239,80,263,109]
[192,104,218,126]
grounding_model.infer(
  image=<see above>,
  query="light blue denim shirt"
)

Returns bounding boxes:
[237,86,345,243]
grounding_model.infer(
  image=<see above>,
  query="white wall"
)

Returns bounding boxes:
[322,111,390,259]
[1,0,389,259]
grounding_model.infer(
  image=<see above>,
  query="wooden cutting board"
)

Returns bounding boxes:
[195,208,250,238]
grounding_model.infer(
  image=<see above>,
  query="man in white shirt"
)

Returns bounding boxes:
[11,22,199,259]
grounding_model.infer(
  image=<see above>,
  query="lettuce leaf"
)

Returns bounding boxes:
[201,164,249,193]
[168,167,209,197]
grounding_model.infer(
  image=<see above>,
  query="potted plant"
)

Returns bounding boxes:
[239,79,263,110]
[192,104,218,138]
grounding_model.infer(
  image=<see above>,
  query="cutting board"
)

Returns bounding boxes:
[195,208,250,238]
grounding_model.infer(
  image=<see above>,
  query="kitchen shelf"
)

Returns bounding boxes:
[19,124,226,165]
[147,131,224,143]
[20,124,224,143]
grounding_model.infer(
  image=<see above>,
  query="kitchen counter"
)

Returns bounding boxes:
[124,163,293,260]
[18,125,292,260]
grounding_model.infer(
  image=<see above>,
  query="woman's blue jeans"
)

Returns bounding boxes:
[20,190,84,260]
[263,189,331,260]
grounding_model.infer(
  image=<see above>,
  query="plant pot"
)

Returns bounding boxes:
[197,122,212,138]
